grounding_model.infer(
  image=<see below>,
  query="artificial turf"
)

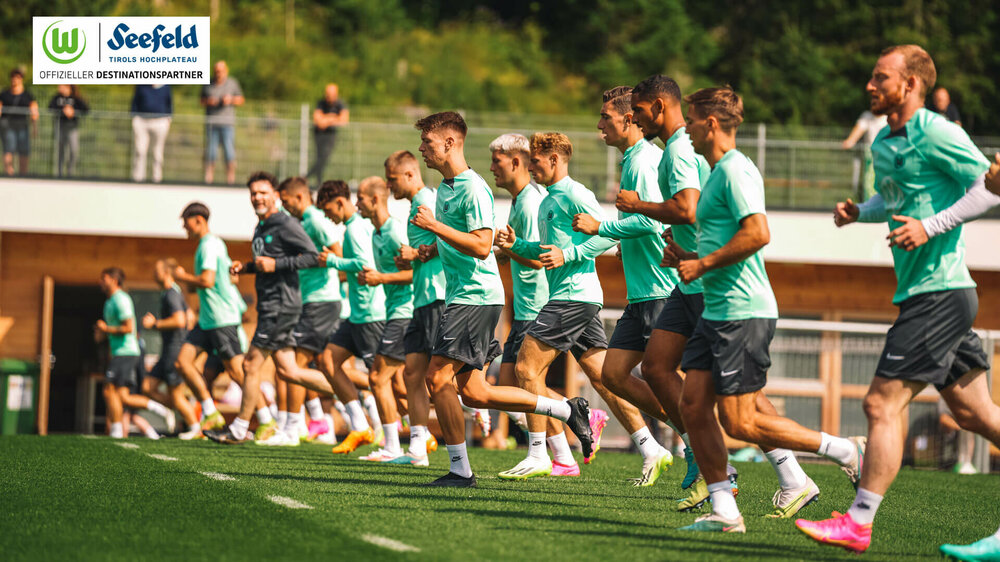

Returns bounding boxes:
[1,435,997,561]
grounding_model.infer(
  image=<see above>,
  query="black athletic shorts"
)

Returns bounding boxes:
[291,301,342,354]
[502,319,535,365]
[186,325,244,361]
[432,304,503,372]
[876,288,989,390]
[608,298,668,351]
[149,342,184,387]
[251,311,299,351]
[654,286,705,338]
[106,355,140,389]
[681,317,776,396]
[404,300,445,355]
[377,318,410,362]
[527,300,608,360]
[328,319,386,370]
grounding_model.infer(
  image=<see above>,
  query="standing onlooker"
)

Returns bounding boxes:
[48,84,88,177]
[0,68,39,176]
[841,109,888,199]
[130,84,172,183]
[930,86,962,126]
[308,83,350,186]
[201,61,244,184]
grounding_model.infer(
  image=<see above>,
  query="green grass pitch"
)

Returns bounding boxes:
[1,435,997,561]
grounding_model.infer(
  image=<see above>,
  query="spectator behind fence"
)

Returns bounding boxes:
[308,83,350,186]
[201,60,244,185]
[48,84,89,177]
[841,109,887,199]
[131,85,173,183]
[0,68,39,176]
[930,86,962,126]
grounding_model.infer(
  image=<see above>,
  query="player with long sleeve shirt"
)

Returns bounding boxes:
[571,87,681,487]
[204,171,319,444]
[798,45,1000,555]
[316,180,388,455]
[496,132,654,482]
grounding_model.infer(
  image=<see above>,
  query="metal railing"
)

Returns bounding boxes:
[3,102,1000,213]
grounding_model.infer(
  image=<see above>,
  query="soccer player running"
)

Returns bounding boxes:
[411,112,592,488]
[488,133,580,472]
[382,150,444,466]
[353,176,414,462]
[317,180,388,454]
[204,171,319,444]
[495,132,655,481]
[797,45,1000,555]
[96,267,173,438]
[141,259,199,438]
[255,176,345,446]
[174,202,262,436]
[670,87,862,534]
[571,86,681,486]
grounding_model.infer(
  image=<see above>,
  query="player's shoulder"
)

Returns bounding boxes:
[912,108,971,146]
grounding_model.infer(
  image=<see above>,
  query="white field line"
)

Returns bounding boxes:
[147,454,178,461]
[199,472,235,481]
[267,495,313,509]
[361,534,421,553]
[80,434,98,439]
[113,442,140,449]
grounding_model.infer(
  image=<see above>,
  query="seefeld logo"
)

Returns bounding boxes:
[43,20,86,64]
[106,23,199,53]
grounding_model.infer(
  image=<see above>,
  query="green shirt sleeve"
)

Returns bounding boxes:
[116,293,135,320]
[326,254,365,273]
[199,238,221,271]
[564,235,617,262]
[725,167,767,221]
[922,120,990,187]
[510,238,544,259]
[466,185,495,232]
[599,158,663,239]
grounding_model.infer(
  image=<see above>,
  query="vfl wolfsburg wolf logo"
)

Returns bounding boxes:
[43,21,86,64]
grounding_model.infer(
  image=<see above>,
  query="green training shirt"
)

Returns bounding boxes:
[324,213,387,323]
[407,187,447,308]
[597,139,677,302]
[194,233,243,329]
[103,289,141,357]
[373,215,415,320]
[507,183,549,321]
[871,108,986,303]
[433,169,506,306]
[511,175,615,306]
[298,205,343,304]
[660,127,711,295]
[696,149,778,321]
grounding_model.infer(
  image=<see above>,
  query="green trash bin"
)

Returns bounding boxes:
[0,359,40,435]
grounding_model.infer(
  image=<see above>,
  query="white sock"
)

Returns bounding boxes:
[269,404,278,418]
[305,397,324,420]
[187,423,200,433]
[146,400,169,418]
[547,432,575,465]
[409,425,429,457]
[333,400,348,418]
[383,423,401,455]
[276,410,288,430]
[817,432,856,465]
[457,395,475,414]
[631,426,663,460]
[534,396,571,422]
[286,412,303,439]
[201,398,217,417]
[504,411,529,431]
[446,442,473,478]
[765,448,808,489]
[324,413,336,433]
[345,400,370,431]
[708,479,741,520]
[110,422,124,438]
[143,425,160,440]
[847,487,883,525]
[230,417,250,440]
[362,393,381,428]
[256,407,273,425]
[527,431,549,460]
